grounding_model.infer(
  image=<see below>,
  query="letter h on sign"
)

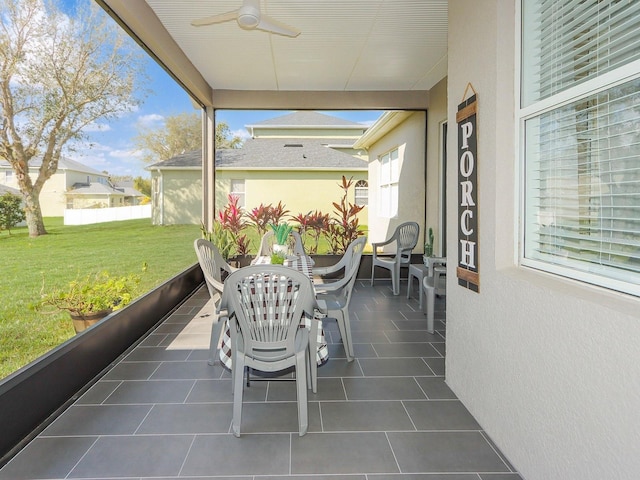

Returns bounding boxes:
[456,92,479,292]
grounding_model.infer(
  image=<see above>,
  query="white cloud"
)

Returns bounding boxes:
[136,113,164,128]
[233,128,251,140]
[109,148,143,159]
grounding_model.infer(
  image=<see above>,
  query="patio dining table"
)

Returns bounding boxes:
[217,254,329,370]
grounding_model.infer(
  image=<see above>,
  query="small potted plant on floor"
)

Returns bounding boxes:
[424,227,434,264]
[36,271,142,333]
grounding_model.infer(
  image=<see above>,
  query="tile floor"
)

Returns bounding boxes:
[0,279,523,480]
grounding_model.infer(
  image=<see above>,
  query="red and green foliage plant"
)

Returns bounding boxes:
[246,201,291,236]
[216,194,250,256]
[326,176,365,254]
[292,210,330,254]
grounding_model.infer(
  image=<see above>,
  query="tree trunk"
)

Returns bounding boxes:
[24,191,47,237]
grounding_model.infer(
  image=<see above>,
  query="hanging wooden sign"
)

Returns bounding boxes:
[456,84,480,292]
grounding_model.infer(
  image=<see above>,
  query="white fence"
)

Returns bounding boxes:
[64,205,151,225]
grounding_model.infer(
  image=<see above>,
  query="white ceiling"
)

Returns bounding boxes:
[120,0,448,98]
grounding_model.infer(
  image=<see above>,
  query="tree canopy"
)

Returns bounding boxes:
[0,0,148,236]
[134,112,243,164]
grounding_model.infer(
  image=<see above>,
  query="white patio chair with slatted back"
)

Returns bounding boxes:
[370,221,420,295]
[314,236,367,365]
[193,238,237,365]
[220,265,315,437]
[257,230,306,256]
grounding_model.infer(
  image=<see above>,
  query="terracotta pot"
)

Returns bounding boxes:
[70,309,112,334]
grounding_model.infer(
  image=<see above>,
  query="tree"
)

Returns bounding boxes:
[133,176,151,197]
[134,112,243,163]
[0,0,148,237]
[0,192,25,234]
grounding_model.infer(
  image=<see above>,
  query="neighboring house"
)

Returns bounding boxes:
[353,110,431,254]
[147,111,369,225]
[0,157,144,216]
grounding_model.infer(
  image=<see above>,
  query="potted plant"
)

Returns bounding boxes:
[424,227,434,260]
[36,271,142,333]
[270,222,293,254]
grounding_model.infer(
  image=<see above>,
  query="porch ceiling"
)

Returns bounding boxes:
[97,0,448,109]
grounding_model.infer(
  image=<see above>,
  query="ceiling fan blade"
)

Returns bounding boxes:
[191,11,238,27]
[256,14,301,37]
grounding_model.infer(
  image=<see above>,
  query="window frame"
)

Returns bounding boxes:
[354,179,368,207]
[230,179,246,208]
[518,1,640,297]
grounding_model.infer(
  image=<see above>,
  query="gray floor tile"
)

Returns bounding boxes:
[181,434,290,476]
[103,379,195,404]
[350,330,396,343]
[186,378,267,403]
[42,404,151,435]
[321,400,415,431]
[68,435,193,478]
[343,377,426,400]
[424,357,445,376]
[291,432,399,474]
[370,475,477,480]
[149,360,224,379]
[317,358,364,377]
[387,432,510,473]
[415,377,458,399]
[123,346,191,362]
[392,320,435,331]
[403,400,481,430]
[233,401,321,434]
[0,437,97,480]
[136,403,232,434]
[372,343,441,358]
[259,476,366,480]
[75,380,120,404]
[102,361,161,380]
[359,358,435,377]
[269,377,346,401]
[479,475,523,480]
[383,330,443,343]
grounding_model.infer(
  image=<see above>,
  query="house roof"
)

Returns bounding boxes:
[247,111,367,129]
[0,184,21,196]
[148,139,367,171]
[67,182,143,196]
[0,156,106,176]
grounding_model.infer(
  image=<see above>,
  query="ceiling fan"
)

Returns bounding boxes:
[191,0,301,38]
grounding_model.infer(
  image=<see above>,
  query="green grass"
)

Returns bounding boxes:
[0,218,201,379]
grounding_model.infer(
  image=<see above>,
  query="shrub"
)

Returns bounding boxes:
[0,192,25,234]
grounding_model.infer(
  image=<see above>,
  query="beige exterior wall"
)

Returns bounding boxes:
[37,173,67,217]
[150,169,202,225]
[366,112,426,252]
[215,170,368,226]
[447,2,640,480]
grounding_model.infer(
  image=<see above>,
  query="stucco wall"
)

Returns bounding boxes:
[215,170,368,226]
[447,2,640,480]
[38,174,66,217]
[155,170,202,225]
[426,78,447,256]
[366,112,426,251]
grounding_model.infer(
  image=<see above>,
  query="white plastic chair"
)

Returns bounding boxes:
[370,222,420,295]
[193,238,237,365]
[314,236,366,364]
[422,266,446,334]
[257,230,306,256]
[220,265,315,437]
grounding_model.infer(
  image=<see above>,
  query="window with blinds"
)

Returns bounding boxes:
[521,0,640,296]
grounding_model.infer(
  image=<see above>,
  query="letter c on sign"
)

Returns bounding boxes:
[461,209,473,236]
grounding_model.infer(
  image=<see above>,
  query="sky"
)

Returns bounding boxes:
[59,2,381,179]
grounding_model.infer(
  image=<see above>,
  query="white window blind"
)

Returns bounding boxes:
[521,0,640,296]
[522,0,640,106]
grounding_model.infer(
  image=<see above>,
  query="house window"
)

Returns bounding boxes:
[355,180,368,206]
[520,0,640,296]
[379,148,399,217]
[4,170,13,183]
[230,179,245,208]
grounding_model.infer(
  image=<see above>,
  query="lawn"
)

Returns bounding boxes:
[0,218,201,379]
